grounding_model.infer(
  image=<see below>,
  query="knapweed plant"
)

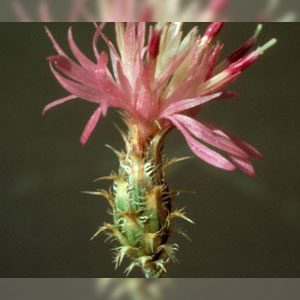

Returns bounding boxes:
[44,22,276,277]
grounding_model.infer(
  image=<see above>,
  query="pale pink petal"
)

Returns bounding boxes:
[68,27,95,70]
[160,92,222,117]
[172,114,249,158]
[42,95,77,115]
[169,116,236,171]
[80,106,102,146]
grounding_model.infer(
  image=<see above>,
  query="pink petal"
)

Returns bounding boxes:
[227,38,256,64]
[93,23,107,60]
[92,24,120,80]
[117,62,132,99]
[108,47,119,82]
[68,27,95,70]
[214,38,257,75]
[160,92,222,117]
[204,22,224,40]
[49,58,122,104]
[170,116,236,171]
[165,76,202,105]
[95,25,119,59]
[137,22,146,50]
[231,156,256,177]
[47,55,98,87]
[42,95,77,115]
[149,29,160,59]
[45,27,68,57]
[204,41,223,81]
[227,52,259,75]
[80,106,102,146]
[100,101,108,117]
[172,114,249,158]
[124,22,136,61]
[135,63,153,117]
[96,52,108,76]
[202,121,263,160]
[49,63,100,103]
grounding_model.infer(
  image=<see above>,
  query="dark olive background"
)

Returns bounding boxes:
[1,279,300,300]
[0,23,300,277]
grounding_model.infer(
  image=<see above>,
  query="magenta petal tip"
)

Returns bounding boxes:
[204,22,224,40]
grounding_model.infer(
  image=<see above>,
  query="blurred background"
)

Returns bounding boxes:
[0,23,300,277]
[1,278,300,300]
[0,0,299,22]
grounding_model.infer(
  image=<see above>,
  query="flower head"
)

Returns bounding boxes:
[44,22,276,176]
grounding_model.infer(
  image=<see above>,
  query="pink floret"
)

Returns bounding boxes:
[43,22,274,176]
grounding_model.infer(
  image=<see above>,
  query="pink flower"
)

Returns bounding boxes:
[44,22,276,176]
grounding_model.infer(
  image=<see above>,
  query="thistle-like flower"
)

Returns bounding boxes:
[44,22,276,277]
